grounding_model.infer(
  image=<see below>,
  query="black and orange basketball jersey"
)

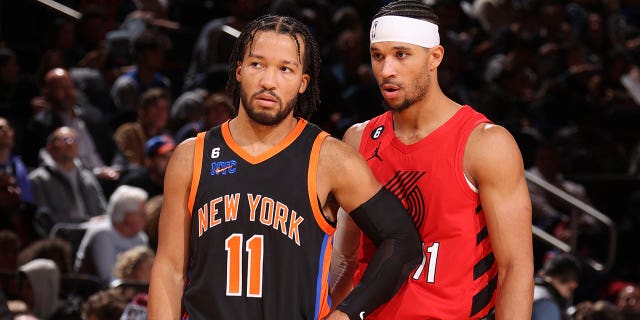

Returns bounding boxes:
[182,119,335,320]
[355,106,497,319]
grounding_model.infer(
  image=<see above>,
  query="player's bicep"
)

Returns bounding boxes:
[156,139,195,273]
[319,138,381,213]
[470,126,532,265]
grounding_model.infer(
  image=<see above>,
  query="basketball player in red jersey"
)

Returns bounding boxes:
[333,1,534,319]
[148,15,421,320]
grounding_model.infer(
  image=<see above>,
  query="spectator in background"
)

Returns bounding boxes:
[0,230,20,272]
[120,135,174,198]
[0,117,33,204]
[143,195,162,252]
[74,185,148,284]
[533,253,582,320]
[112,245,154,283]
[81,289,128,320]
[16,259,62,320]
[0,173,38,246]
[0,49,39,156]
[574,300,624,320]
[528,142,595,234]
[173,93,232,144]
[35,18,81,82]
[170,64,229,131]
[77,5,109,49]
[183,0,269,90]
[113,88,171,168]
[111,245,154,302]
[0,117,39,243]
[615,284,640,319]
[17,238,73,275]
[0,49,21,114]
[28,127,108,233]
[24,68,118,179]
[110,30,171,124]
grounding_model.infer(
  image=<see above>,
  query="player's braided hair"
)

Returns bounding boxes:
[373,0,439,25]
[226,15,321,120]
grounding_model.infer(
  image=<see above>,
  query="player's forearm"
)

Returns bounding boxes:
[329,252,357,307]
[335,188,422,319]
[495,263,534,320]
[330,209,360,307]
[148,264,186,319]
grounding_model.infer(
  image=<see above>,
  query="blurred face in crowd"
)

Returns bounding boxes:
[47,127,79,164]
[141,97,170,135]
[549,276,579,299]
[139,47,165,71]
[44,68,77,111]
[0,173,20,211]
[617,285,640,313]
[0,118,14,151]
[203,95,232,128]
[147,151,172,181]
[123,202,147,236]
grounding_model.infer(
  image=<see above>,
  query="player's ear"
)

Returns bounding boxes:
[429,45,444,71]
[299,74,310,94]
[235,61,242,82]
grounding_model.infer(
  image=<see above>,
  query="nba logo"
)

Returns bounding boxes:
[371,21,378,39]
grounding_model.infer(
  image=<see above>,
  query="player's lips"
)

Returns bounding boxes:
[381,84,400,99]
[254,93,279,106]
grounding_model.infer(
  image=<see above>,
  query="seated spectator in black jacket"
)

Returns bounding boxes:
[119,134,174,198]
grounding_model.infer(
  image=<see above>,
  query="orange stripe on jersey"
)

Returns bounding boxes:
[317,235,333,320]
[308,132,334,235]
[187,132,206,214]
[221,119,308,164]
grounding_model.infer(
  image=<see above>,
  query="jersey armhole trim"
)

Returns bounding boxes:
[464,173,479,193]
[308,131,335,235]
[187,132,205,215]
[457,120,490,199]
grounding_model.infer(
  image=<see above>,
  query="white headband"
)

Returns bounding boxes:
[370,15,440,48]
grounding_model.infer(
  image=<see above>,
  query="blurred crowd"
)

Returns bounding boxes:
[1,0,640,319]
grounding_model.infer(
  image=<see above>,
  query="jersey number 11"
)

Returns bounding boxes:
[412,242,440,283]
[225,233,264,297]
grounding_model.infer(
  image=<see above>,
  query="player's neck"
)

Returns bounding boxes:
[391,91,460,144]
[228,112,299,156]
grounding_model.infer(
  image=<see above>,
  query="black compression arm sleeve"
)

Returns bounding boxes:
[336,188,422,320]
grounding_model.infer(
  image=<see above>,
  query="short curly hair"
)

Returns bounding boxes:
[113,245,155,280]
[82,289,128,320]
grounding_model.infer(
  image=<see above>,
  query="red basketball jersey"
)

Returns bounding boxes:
[355,106,497,319]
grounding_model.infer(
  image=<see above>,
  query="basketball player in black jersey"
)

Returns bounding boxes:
[148,15,421,320]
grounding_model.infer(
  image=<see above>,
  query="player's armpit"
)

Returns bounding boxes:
[335,188,422,320]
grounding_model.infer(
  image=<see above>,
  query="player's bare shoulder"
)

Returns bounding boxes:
[317,135,377,190]
[172,137,197,163]
[465,123,524,182]
[467,123,520,156]
[342,120,370,149]
[165,137,197,184]
[319,135,365,165]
